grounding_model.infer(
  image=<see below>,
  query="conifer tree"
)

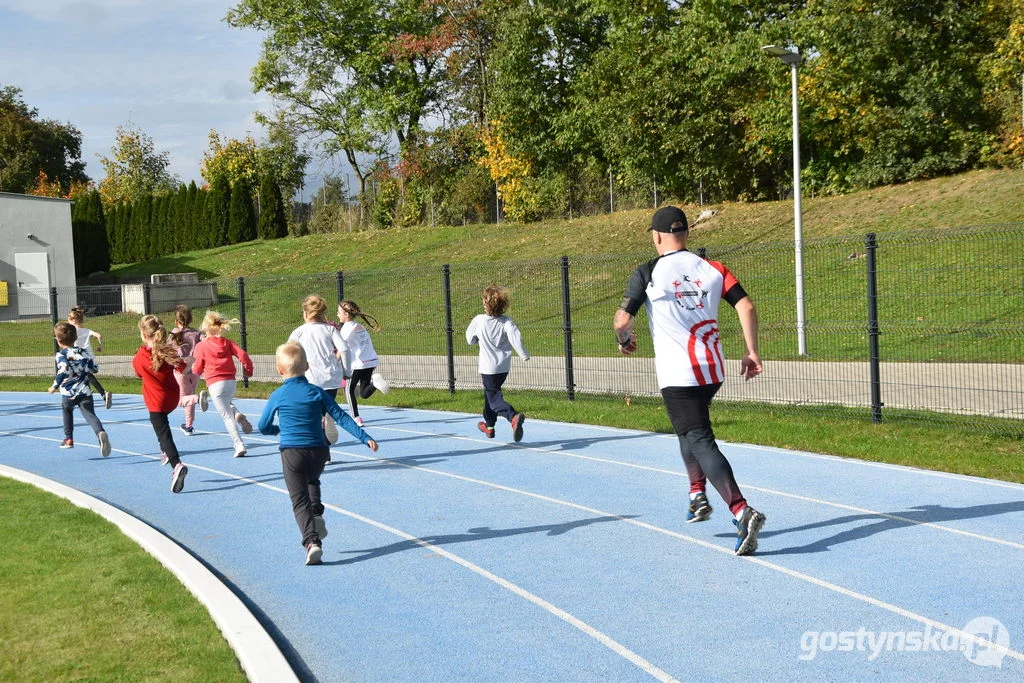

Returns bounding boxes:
[257,173,288,240]
[88,190,111,272]
[229,179,257,243]
[207,175,231,247]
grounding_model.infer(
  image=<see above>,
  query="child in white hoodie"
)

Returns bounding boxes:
[466,285,530,442]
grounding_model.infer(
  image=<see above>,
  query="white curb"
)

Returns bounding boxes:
[0,464,298,683]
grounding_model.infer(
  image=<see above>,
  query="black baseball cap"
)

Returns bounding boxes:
[648,206,689,233]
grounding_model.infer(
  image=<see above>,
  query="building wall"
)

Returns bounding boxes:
[0,192,77,322]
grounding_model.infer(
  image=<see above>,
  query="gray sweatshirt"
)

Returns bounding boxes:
[466,314,530,374]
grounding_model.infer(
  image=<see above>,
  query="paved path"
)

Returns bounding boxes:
[3,354,1021,420]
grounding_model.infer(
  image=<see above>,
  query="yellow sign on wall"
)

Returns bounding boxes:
[0,281,8,306]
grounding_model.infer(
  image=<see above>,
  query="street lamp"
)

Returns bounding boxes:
[762,44,807,356]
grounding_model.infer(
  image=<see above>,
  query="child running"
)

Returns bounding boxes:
[289,295,347,445]
[192,311,254,458]
[49,321,111,456]
[259,342,378,565]
[466,285,530,442]
[337,300,391,427]
[67,306,113,409]
[133,315,188,492]
[169,304,204,436]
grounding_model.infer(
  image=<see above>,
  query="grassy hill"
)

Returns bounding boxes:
[110,168,1024,281]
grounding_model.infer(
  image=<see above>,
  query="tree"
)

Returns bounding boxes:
[206,175,231,248]
[201,130,261,189]
[97,123,179,206]
[229,180,257,243]
[0,85,89,194]
[257,173,288,239]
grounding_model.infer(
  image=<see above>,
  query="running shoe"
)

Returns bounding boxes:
[199,390,209,412]
[355,416,364,427]
[370,373,391,395]
[305,543,323,566]
[687,492,712,523]
[236,413,253,434]
[477,422,495,438]
[314,515,328,540]
[171,462,188,493]
[60,438,74,449]
[234,448,247,458]
[510,412,526,442]
[734,506,766,556]
[323,416,339,444]
[98,431,111,458]
[104,391,113,409]
[179,424,195,436]
[160,452,170,466]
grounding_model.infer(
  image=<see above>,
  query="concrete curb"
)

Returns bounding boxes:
[0,464,298,683]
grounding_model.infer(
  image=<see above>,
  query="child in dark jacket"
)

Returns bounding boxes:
[259,342,378,565]
[49,321,111,456]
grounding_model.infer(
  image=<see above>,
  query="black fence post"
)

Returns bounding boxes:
[560,256,575,401]
[696,247,707,259]
[866,233,882,423]
[142,283,152,315]
[50,287,59,362]
[442,264,456,394]
[237,277,249,388]
[336,270,344,304]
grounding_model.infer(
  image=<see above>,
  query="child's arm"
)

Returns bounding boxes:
[466,316,479,345]
[506,319,530,360]
[90,329,103,352]
[230,340,254,378]
[50,353,68,392]
[322,392,376,449]
[257,394,281,435]
[191,344,206,377]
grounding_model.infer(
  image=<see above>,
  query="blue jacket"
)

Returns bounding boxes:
[52,346,98,398]
[258,376,372,449]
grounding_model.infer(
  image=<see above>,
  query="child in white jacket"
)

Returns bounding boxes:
[466,285,530,442]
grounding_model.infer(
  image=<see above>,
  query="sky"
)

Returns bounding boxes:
[0,0,306,189]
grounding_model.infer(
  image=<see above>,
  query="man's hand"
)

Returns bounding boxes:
[618,332,638,355]
[47,386,56,394]
[740,353,763,381]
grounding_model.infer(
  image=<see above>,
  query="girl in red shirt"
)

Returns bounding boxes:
[133,314,189,493]
[192,311,255,458]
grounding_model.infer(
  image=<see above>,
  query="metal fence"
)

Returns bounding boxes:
[3,226,1021,435]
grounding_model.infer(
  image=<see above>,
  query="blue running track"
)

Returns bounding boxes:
[1,391,1022,681]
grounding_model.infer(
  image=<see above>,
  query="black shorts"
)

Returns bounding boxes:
[661,384,722,435]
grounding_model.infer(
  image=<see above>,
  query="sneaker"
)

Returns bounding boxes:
[234,448,247,458]
[236,413,253,434]
[323,416,339,445]
[59,438,74,449]
[477,421,495,438]
[687,492,713,523]
[305,542,323,566]
[734,506,766,556]
[98,431,111,458]
[171,462,188,493]
[510,412,526,442]
[314,515,328,540]
[354,416,364,427]
[199,390,209,412]
[179,424,195,436]
[104,391,113,409]
[160,452,170,466]
[370,373,391,395]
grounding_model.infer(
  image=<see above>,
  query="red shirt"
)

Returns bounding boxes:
[133,345,185,413]
[192,335,254,385]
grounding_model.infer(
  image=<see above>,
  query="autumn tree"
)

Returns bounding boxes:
[97,123,178,206]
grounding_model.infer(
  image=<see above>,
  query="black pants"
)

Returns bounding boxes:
[87,373,106,396]
[281,447,328,547]
[662,384,746,515]
[481,372,516,427]
[344,367,377,418]
[62,394,104,440]
[149,412,181,466]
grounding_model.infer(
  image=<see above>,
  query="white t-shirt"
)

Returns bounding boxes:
[288,322,347,389]
[466,314,529,374]
[75,327,95,350]
[340,321,378,370]
[621,250,747,389]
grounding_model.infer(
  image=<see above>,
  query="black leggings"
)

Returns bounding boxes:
[662,384,746,516]
[87,373,106,396]
[344,367,377,418]
[149,412,181,466]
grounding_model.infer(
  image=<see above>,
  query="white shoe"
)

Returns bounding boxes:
[323,416,339,444]
[314,515,328,539]
[355,416,364,427]
[234,448,247,458]
[236,413,253,434]
[370,373,391,395]
[98,431,111,458]
[199,390,209,412]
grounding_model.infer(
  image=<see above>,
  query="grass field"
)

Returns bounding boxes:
[0,477,245,681]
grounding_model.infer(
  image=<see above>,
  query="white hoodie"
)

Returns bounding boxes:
[466,314,529,374]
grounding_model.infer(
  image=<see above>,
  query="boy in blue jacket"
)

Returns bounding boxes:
[259,342,378,565]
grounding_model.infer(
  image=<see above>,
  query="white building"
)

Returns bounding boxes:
[0,192,77,321]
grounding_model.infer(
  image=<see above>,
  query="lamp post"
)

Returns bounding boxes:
[762,44,807,356]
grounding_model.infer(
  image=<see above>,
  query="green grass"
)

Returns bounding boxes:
[0,477,245,681]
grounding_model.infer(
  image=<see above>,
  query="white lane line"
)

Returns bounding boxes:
[334,447,1024,664]
[368,424,1024,550]
[0,428,678,683]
